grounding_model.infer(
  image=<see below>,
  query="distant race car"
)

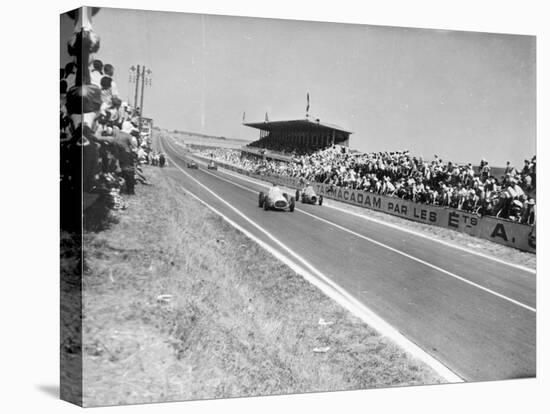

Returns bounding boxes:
[295,184,323,205]
[207,160,218,170]
[187,160,198,169]
[259,186,295,212]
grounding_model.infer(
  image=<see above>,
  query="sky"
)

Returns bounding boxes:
[61,7,536,166]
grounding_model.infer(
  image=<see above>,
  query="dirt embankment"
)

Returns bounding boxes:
[81,165,443,407]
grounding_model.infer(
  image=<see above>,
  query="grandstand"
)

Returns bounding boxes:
[244,118,352,156]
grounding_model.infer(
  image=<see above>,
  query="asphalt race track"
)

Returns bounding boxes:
[159,134,536,382]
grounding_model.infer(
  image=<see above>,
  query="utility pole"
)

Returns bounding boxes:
[138,67,152,137]
[139,65,146,132]
[133,64,140,115]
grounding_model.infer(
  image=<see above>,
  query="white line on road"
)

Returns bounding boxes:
[161,145,464,383]
[298,208,536,313]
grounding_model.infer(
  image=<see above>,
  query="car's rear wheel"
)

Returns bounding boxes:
[264,200,269,211]
[319,195,323,206]
[259,192,264,208]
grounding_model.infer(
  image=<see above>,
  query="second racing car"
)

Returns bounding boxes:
[295,182,323,206]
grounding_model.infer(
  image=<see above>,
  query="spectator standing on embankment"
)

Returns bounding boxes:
[90,59,104,87]
[103,63,119,98]
[97,125,137,195]
[64,62,77,90]
[100,76,113,107]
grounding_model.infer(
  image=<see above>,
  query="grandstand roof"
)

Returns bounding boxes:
[243,118,353,134]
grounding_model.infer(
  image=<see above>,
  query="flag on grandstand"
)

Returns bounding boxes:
[265,112,269,122]
[306,92,310,116]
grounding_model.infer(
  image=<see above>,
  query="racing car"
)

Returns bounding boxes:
[187,160,198,169]
[295,183,323,205]
[259,185,295,212]
[207,160,218,170]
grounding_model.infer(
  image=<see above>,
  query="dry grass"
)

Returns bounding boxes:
[81,165,443,407]
[60,231,83,405]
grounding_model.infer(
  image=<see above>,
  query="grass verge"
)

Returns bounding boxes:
[81,165,444,407]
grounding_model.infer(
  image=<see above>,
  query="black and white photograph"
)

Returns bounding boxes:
[53,0,541,410]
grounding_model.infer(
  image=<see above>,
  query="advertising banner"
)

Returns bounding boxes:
[311,182,535,253]
[478,216,536,253]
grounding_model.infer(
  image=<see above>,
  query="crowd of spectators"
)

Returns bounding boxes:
[195,145,536,224]
[61,52,164,228]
